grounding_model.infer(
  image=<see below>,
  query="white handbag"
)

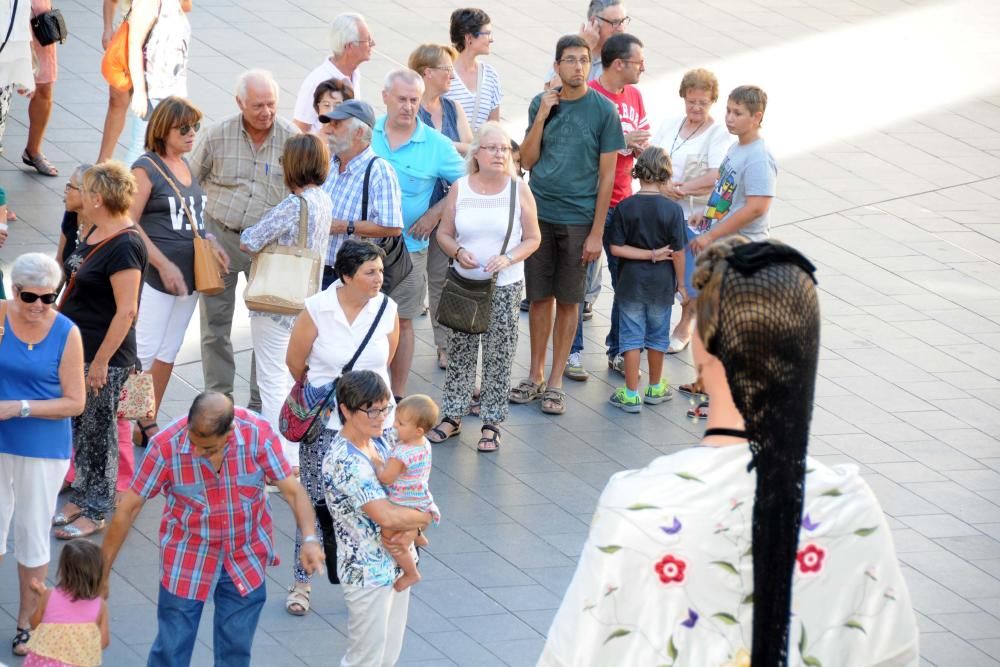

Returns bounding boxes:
[244,195,323,315]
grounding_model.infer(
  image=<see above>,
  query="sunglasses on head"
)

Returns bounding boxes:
[18,290,58,304]
[177,122,201,136]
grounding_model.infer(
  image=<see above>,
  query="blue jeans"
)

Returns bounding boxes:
[618,300,672,354]
[147,575,266,667]
[572,207,618,356]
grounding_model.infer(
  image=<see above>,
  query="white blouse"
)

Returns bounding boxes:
[539,444,919,667]
[452,176,524,287]
[304,284,397,431]
[652,117,733,220]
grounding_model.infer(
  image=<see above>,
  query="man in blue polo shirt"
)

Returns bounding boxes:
[372,68,465,398]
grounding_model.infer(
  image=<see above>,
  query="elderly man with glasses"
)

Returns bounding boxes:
[544,0,631,89]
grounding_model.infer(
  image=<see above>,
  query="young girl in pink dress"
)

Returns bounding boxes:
[24,540,109,667]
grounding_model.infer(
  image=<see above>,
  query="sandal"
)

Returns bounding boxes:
[12,626,30,656]
[285,582,311,616]
[677,381,705,397]
[468,392,481,417]
[540,388,567,415]
[427,416,462,444]
[54,517,106,540]
[52,504,83,527]
[22,149,58,177]
[477,425,501,452]
[667,337,691,354]
[687,400,710,420]
[134,420,159,448]
[509,379,546,404]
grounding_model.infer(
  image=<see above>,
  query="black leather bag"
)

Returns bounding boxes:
[362,158,412,294]
[436,179,516,335]
[30,8,68,46]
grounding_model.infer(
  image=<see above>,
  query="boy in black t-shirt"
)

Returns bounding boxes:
[607,147,687,413]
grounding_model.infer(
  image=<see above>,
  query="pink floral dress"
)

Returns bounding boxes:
[24,587,102,667]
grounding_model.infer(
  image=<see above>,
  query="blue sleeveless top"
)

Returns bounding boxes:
[0,311,75,459]
[418,98,460,207]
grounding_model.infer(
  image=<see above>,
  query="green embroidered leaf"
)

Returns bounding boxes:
[603,628,631,644]
[799,623,808,654]
[598,545,622,554]
[854,526,878,537]
[626,503,659,510]
[884,591,897,601]
[822,488,842,497]
[667,636,678,660]
[742,593,754,604]
[675,472,705,483]
[803,656,823,667]
[844,620,867,634]
[730,500,744,511]
[711,560,739,575]
[743,544,753,557]
[712,612,739,625]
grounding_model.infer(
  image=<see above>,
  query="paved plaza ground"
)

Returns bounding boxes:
[3,0,1000,664]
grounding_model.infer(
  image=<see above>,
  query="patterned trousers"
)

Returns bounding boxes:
[291,428,336,584]
[68,365,131,521]
[442,281,521,425]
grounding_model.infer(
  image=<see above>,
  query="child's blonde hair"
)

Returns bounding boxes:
[397,394,439,433]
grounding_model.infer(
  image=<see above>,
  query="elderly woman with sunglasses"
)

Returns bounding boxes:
[128,97,226,445]
[0,253,85,656]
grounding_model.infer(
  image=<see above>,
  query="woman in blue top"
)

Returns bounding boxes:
[0,253,85,657]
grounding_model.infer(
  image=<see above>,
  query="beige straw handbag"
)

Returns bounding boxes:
[244,195,323,315]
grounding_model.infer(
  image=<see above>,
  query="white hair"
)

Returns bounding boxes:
[235,69,279,102]
[330,13,364,57]
[11,252,62,290]
[345,117,373,144]
[382,68,424,93]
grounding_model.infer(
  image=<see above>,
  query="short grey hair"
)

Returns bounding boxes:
[330,13,364,57]
[382,68,424,93]
[346,117,373,145]
[587,0,623,18]
[235,69,279,102]
[11,252,62,290]
[71,163,93,185]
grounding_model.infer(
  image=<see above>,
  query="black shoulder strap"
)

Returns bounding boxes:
[361,157,380,222]
[343,295,389,373]
[1,0,19,54]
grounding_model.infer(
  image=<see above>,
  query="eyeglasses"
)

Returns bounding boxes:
[432,65,455,74]
[558,57,590,67]
[472,30,493,39]
[357,405,391,420]
[177,122,201,136]
[352,38,376,47]
[17,290,58,304]
[685,99,713,109]
[479,144,511,155]
[65,182,80,192]
[596,15,631,28]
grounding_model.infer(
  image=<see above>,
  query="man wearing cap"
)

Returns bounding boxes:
[317,99,404,290]
[372,68,465,398]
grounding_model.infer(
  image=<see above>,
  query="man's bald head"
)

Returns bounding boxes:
[188,392,235,438]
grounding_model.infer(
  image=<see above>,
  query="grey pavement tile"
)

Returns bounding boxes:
[482,637,547,666]
[417,631,507,667]
[946,469,1000,491]
[905,481,1000,524]
[414,579,507,619]
[434,552,535,589]
[500,504,589,536]
[461,522,575,569]
[921,631,1000,666]
[935,535,1000,562]
[269,626,350,658]
[397,630,449,663]
[514,609,558,636]
[901,515,985,539]
[861,473,944,516]
[823,433,911,463]
[869,461,948,483]
[450,612,542,643]
[903,549,1000,600]
[481,585,563,613]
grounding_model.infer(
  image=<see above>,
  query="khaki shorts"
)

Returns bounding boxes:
[389,248,427,320]
[524,221,591,304]
[31,0,57,84]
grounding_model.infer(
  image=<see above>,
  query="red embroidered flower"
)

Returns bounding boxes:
[654,554,687,584]
[796,543,826,574]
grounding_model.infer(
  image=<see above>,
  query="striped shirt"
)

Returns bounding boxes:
[190,113,298,231]
[130,408,292,601]
[321,146,404,265]
[445,61,503,132]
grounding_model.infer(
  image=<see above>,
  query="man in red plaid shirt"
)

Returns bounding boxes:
[101,393,325,667]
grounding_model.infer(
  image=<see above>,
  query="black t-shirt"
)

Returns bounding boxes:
[60,211,80,264]
[607,193,687,306]
[61,229,148,367]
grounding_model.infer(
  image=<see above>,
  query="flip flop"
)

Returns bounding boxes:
[687,400,710,420]
[22,149,58,177]
[54,517,106,540]
[427,416,462,444]
[477,425,501,452]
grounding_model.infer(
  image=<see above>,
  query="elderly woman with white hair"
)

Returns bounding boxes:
[292,12,373,133]
[0,252,85,657]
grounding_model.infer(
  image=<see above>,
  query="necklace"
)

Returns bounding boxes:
[669,119,706,156]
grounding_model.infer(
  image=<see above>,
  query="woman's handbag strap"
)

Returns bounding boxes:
[295,194,309,249]
[343,295,389,373]
[498,178,517,256]
[1,0,18,54]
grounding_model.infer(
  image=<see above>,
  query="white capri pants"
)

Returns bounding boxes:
[0,453,71,567]
[340,583,410,666]
[249,316,298,467]
[136,282,200,370]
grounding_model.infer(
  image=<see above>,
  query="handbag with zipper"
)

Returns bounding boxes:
[30,8,67,46]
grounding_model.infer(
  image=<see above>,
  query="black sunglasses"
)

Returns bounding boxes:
[177,122,201,136]
[18,290,58,304]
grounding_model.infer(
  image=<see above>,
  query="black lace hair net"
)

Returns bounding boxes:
[701,240,820,666]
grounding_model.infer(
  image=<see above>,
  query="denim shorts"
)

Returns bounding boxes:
[618,300,672,354]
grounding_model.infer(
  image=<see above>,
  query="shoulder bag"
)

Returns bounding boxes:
[1,0,18,54]
[244,195,323,314]
[30,8,67,46]
[279,294,389,444]
[436,179,516,335]
[101,8,131,91]
[363,158,412,294]
[141,155,225,296]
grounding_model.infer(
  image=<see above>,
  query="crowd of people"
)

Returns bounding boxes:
[0,1,921,665]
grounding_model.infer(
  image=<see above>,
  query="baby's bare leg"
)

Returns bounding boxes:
[415,528,429,547]
[382,528,421,592]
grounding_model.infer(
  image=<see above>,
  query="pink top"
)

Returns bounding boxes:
[43,588,101,623]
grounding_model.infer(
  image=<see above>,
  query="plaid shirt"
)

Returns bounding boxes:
[130,408,292,601]
[321,146,404,266]
[190,113,298,231]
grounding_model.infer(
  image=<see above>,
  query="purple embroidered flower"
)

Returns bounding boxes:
[661,517,682,535]
[681,608,699,628]
[802,514,820,531]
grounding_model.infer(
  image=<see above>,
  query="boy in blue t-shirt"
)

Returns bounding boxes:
[607,147,687,413]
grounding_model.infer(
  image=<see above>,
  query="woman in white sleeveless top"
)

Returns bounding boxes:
[432,123,540,452]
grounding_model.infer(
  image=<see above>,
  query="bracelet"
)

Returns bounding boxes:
[454,246,465,260]
[303,535,321,545]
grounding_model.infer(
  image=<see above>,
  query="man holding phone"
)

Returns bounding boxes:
[543,0,631,89]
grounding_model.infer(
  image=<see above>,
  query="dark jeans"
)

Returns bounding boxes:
[571,207,619,357]
[147,575,266,667]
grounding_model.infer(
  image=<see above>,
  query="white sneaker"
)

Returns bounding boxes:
[607,354,642,377]
[564,352,588,381]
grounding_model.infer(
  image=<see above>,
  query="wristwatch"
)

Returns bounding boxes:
[303,535,321,545]
[346,221,356,235]
[19,400,31,418]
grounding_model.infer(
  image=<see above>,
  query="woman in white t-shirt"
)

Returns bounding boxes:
[282,239,400,616]
[432,122,540,452]
[651,68,733,354]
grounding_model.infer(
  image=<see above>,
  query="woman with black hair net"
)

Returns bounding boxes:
[539,237,918,666]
